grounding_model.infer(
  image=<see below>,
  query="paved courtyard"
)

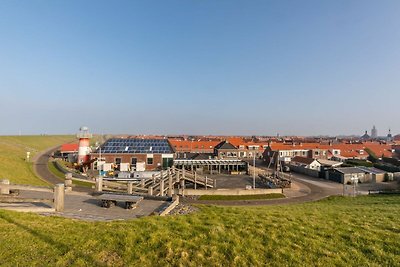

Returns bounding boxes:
[0,190,167,221]
[208,174,265,189]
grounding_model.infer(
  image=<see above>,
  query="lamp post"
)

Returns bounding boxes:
[96,142,102,177]
[253,149,256,189]
[351,177,358,197]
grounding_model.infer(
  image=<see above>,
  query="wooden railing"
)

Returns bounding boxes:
[95,166,215,196]
[0,179,65,211]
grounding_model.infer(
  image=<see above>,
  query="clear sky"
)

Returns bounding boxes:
[1,0,399,136]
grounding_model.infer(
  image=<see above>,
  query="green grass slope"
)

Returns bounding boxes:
[0,135,74,185]
[0,195,399,266]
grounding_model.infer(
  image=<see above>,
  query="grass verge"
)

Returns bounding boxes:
[0,135,74,185]
[0,195,399,266]
[198,193,285,201]
[47,161,93,188]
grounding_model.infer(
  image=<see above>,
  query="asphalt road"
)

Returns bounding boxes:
[34,146,64,185]
[182,173,343,206]
[33,146,92,193]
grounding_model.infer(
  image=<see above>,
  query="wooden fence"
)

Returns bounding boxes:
[0,179,65,212]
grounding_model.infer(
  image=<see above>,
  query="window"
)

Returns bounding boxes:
[147,157,153,165]
[131,157,137,165]
[162,158,173,169]
[115,158,122,165]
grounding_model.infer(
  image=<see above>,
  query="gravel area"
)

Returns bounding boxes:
[168,203,199,215]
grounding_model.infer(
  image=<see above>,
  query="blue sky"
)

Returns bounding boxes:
[1,0,399,136]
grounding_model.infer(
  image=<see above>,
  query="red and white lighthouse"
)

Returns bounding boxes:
[77,126,92,164]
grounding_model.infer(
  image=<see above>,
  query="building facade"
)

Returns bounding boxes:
[90,138,174,171]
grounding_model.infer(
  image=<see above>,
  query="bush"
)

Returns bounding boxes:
[365,148,379,163]
[382,157,400,167]
[345,160,373,167]
[374,163,400,173]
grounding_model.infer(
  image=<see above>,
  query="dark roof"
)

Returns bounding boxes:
[291,156,316,165]
[215,141,238,150]
[335,167,366,174]
[97,138,173,154]
[192,153,215,160]
[361,131,370,139]
[175,153,214,160]
[357,166,386,174]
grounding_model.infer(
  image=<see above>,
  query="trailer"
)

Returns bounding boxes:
[97,194,144,209]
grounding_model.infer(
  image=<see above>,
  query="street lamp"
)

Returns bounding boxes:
[96,142,102,177]
[253,148,256,189]
[351,177,358,197]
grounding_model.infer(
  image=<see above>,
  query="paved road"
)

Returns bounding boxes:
[33,146,92,193]
[34,146,64,185]
[182,173,343,206]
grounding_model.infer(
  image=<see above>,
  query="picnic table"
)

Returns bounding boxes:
[98,194,144,209]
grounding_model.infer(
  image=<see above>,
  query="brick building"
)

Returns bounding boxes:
[90,138,174,171]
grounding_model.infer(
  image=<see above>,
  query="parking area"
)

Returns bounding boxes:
[208,174,265,189]
[0,190,167,221]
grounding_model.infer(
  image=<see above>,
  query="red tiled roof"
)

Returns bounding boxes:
[168,139,221,152]
[268,141,393,159]
[60,143,79,152]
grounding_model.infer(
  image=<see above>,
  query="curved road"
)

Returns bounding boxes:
[181,175,342,206]
[33,146,92,193]
[34,149,341,204]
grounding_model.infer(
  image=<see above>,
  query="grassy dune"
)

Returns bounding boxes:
[0,135,74,185]
[0,195,399,266]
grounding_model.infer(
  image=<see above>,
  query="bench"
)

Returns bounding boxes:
[97,194,144,209]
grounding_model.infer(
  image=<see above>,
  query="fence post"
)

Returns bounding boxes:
[168,169,173,197]
[141,178,146,188]
[95,177,103,192]
[54,184,65,212]
[160,178,165,196]
[148,186,153,196]
[127,182,133,194]
[205,176,208,190]
[64,173,73,192]
[194,172,197,190]
[176,170,180,183]
[180,179,185,196]
[213,178,217,188]
[0,179,10,195]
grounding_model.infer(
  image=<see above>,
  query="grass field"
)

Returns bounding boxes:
[0,195,399,266]
[198,193,285,201]
[0,135,74,185]
[47,161,93,188]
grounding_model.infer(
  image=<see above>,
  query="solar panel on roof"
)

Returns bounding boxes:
[98,138,172,154]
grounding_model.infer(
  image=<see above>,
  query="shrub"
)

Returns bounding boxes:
[345,160,373,167]
[365,148,379,163]
[374,163,400,173]
[382,157,400,167]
